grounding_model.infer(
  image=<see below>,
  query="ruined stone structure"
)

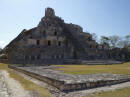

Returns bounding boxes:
[9,65,130,91]
[6,8,116,64]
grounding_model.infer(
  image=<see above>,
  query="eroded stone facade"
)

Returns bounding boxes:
[6,8,111,64]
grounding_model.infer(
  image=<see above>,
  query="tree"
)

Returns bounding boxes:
[117,40,125,48]
[100,36,110,45]
[124,35,130,48]
[117,35,130,49]
[109,35,120,48]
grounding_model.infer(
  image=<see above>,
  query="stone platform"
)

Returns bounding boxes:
[9,65,130,91]
[64,59,123,65]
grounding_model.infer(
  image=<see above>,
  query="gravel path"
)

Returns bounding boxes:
[0,70,33,97]
[0,71,9,97]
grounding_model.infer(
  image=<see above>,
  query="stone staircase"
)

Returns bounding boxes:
[63,59,123,65]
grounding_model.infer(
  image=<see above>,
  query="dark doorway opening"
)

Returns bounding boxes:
[25,55,29,60]
[31,56,35,60]
[48,40,51,46]
[54,31,57,36]
[58,41,61,46]
[37,55,41,60]
[37,40,40,45]
[73,50,77,59]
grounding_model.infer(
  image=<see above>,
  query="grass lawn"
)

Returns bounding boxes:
[56,62,130,97]
[0,63,52,97]
[56,62,130,75]
[86,87,130,97]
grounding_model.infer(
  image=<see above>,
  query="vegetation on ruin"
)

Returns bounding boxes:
[56,62,130,75]
[86,87,130,97]
[0,63,52,97]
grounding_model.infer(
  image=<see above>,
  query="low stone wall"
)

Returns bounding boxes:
[62,79,130,91]
[8,65,130,92]
[8,65,65,90]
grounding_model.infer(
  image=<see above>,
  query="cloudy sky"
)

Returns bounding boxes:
[0,0,130,48]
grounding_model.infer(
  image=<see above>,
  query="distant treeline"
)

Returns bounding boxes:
[91,33,130,49]
[91,34,130,61]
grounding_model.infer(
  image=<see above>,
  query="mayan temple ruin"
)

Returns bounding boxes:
[5,8,120,64]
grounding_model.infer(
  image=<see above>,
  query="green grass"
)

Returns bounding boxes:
[56,62,130,75]
[55,62,130,97]
[86,87,130,97]
[0,63,52,97]
[56,63,130,97]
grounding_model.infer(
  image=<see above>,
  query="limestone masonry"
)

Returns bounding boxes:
[6,8,117,64]
[8,65,130,91]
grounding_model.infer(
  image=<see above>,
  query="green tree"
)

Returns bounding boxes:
[100,36,110,45]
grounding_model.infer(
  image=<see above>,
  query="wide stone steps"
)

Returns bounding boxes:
[63,59,123,65]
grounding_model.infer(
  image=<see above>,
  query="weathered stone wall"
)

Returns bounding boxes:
[28,39,36,45]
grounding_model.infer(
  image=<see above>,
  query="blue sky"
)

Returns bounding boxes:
[0,0,130,48]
